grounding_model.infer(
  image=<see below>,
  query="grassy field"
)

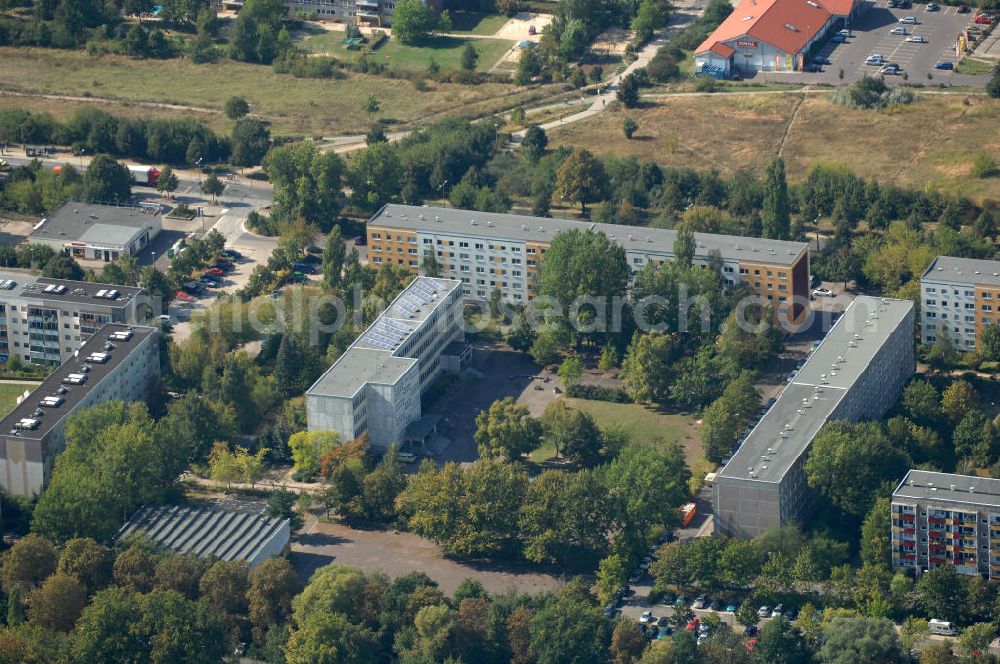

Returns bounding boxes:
[303,33,513,72]
[0,94,231,133]
[0,382,34,418]
[529,397,701,464]
[0,47,560,137]
[549,91,1000,201]
[956,58,996,75]
[448,12,510,36]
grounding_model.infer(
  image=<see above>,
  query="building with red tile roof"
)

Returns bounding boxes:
[694,0,861,77]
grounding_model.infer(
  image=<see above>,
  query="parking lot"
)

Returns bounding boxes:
[765,0,992,85]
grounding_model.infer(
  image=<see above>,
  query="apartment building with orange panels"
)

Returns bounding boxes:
[892,470,1000,579]
[366,205,811,323]
[921,256,1000,351]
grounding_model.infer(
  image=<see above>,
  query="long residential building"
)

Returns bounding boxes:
[306,276,466,451]
[0,323,159,496]
[277,0,441,26]
[366,204,811,324]
[892,470,1000,580]
[714,296,915,538]
[0,272,144,366]
[920,255,1000,352]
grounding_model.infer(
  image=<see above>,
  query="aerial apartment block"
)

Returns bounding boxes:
[920,256,1000,351]
[31,202,162,263]
[714,296,915,538]
[366,204,811,324]
[278,0,441,25]
[306,276,466,451]
[0,324,159,496]
[891,470,1000,579]
[0,272,144,366]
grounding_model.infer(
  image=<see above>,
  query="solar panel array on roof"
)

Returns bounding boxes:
[118,504,289,566]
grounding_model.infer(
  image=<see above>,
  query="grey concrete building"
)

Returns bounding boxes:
[714,296,915,538]
[30,202,162,263]
[891,469,1000,580]
[0,272,144,366]
[306,276,465,451]
[0,323,159,496]
[280,0,442,25]
[920,256,1000,352]
[119,504,290,568]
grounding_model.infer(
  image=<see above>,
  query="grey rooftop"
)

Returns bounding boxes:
[307,276,461,399]
[719,296,913,484]
[369,204,809,266]
[118,503,289,562]
[0,323,156,441]
[922,256,1000,288]
[894,469,1000,509]
[0,271,142,308]
[31,202,159,244]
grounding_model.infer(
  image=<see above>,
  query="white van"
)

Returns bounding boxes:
[928,619,957,636]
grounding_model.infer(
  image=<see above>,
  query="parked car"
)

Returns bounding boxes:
[745,625,758,637]
[698,623,710,635]
[832,33,846,42]
[890,26,908,35]
[926,2,939,10]
[353,235,367,246]
[693,595,708,610]
[658,626,673,637]
[686,618,700,631]
[758,606,771,618]
[812,287,834,297]
[198,277,219,288]
[726,603,739,613]
[771,604,784,618]
[675,596,687,607]
[786,607,799,621]
[293,262,316,274]
[204,267,224,277]
[906,34,927,42]
[934,61,954,70]
[899,15,917,23]
[397,451,418,463]
[957,3,969,11]
[897,0,910,6]
[975,13,994,24]
[711,598,725,611]
[865,54,885,65]
[838,28,850,36]
[888,0,899,6]
[640,611,654,624]
[221,248,242,259]
[880,63,901,75]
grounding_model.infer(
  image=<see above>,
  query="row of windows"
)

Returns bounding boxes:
[926,287,976,297]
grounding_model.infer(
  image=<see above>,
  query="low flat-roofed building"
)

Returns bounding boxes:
[0,323,159,496]
[892,469,1000,579]
[714,296,915,538]
[306,276,464,451]
[367,204,811,324]
[118,503,290,568]
[0,271,144,366]
[30,202,162,263]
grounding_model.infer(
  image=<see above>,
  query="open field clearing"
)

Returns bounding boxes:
[549,92,1000,200]
[302,32,514,72]
[0,47,563,137]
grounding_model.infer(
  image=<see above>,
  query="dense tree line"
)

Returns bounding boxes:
[0,107,230,165]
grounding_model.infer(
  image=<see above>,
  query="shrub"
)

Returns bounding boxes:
[831,75,916,110]
[566,384,631,403]
[972,150,997,179]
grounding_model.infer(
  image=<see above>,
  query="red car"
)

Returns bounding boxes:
[746,638,757,652]
[686,618,700,631]
[175,291,193,302]
[204,268,224,277]
[215,257,234,267]
[975,13,994,23]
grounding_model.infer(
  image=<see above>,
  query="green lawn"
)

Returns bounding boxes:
[447,12,510,36]
[530,397,701,463]
[0,382,35,418]
[303,33,514,72]
[956,58,995,75]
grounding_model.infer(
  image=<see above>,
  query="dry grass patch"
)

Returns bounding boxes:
[0,47,564,137]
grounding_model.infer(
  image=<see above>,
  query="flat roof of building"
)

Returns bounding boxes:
[0,323,156,441]
[719,296,913,484]
[0,270,142,309]
[921,256,1000,288]
[118,503,289,563]
[307,276,461,399]
[792,297,914,390]
[894,469,1000,510]
[369,204,809,267]
[30,202,160,247]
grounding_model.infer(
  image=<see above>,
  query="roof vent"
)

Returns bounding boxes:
[950,484,956,491]
[470,219,477,225]
[486,220,494,227]
[784,23,798,30]
[970,486,976,493]
[435,216,441,222]
[975,270,981,275]
[539,226,544,232]
[521,224,528,231]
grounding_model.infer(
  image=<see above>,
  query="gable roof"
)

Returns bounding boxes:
[696,0,832,57]
[710,42,736,57]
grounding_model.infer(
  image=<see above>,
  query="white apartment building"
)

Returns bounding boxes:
[0,324,159,495]
[921,256,1000,351]
[367,204,812,324]
[306,277,465,451]
[0,273,144,366]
